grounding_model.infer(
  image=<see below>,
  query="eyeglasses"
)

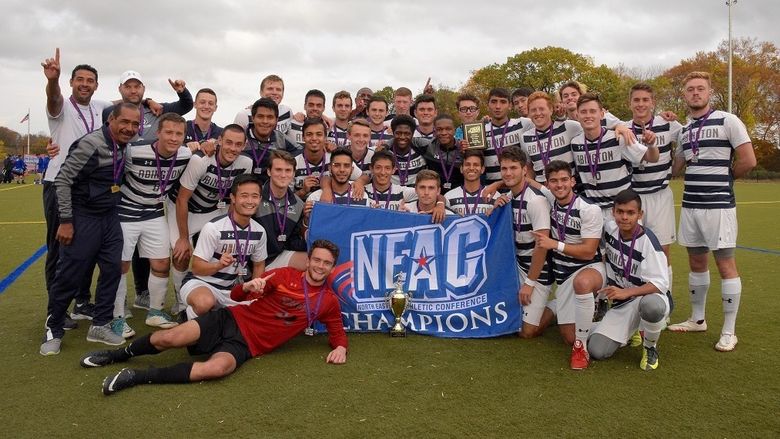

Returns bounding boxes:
[458,106,478,113]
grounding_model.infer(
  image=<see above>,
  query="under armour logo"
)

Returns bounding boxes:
[723,298,733,303]
[577,329,589,333]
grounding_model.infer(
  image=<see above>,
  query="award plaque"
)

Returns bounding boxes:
[386,273,413,337]
[463,123,487,150]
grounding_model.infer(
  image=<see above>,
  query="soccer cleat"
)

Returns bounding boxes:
[133,291,150,310]
[570,339,589,370]
[630,330,643,347]
[80,350,115,368]
[40,337,62,356]
[640,346,659,371]
[715,333,738,352]
[87,323,126,346]
[102,368,137,396]
[145,309,178,329]
[71,302,95,320]
[667,319,707,332]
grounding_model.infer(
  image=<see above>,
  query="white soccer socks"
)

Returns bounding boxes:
[574,293,595,343]
[689,271,710,322]
[721,277,742,335]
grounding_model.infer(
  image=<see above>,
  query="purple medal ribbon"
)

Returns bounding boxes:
[249,138,272,170]
[302,279,325,329]
[437,146,457,186]
[372,186,392,209]
[109,134,125,187]
[272,193,289,236]
[304,152,326,178]
[583,127,606,180]
[690,110,713,158]
[393,145,412,186]
[535,124,555,166]
[490,120,510,156]
[214,156,229,201]
[153,142,178,199]
[69,96,94,133]
[464,185,484,216]
[190,121,212,143]
[229,212,252,274]
[618,226,641,280]
[632,117,654,137]
[332,125,346,147]
[556,195,577,241]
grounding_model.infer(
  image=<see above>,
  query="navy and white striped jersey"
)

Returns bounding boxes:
[233,103,292,134]
[184,120,222,144]
[444,186,497,216]
[253,184,307,263]
[186,214,267,290]
[550,196,603,283]
[483,117,534,182]
[413,127,436,141]
[308,186,369,206]
[242,127,300,184]
[351,148,375,173]
[676,110,750,209]
[520,120,582,183]
[390,138,431,187]
[328,124,350,148]
[364,183,417,210]
[510,185,553,285]
[570,129,647,209]
[628,116,682,194]
[118,144,191,222]
[602,220,669,307]
[293,152,362,193]
[172,151,253,214]
[370,127,394,149]
[285,119,307,151]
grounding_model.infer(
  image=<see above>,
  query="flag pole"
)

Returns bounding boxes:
[26,107,31,156]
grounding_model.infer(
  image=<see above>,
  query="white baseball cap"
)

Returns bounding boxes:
[119,70,143,85]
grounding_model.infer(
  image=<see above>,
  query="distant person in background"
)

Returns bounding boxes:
[35,154,49,184]
[12,155,26,183]
[2,156,13,183]
[511,87,534,117]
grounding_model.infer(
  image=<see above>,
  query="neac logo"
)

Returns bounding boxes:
[350,216,490,303]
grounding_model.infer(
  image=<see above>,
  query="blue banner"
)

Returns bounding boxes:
[308,203,521,338]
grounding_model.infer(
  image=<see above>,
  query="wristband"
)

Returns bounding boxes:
[557,241,565,253]
[524,278,535,287]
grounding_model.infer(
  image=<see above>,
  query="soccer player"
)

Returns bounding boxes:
[254,150,309,270]
[405,170,456,215]
[40,103,141,355]
[306,147,368,206]
[570,93,658,219]
[364,150,418,211]
[168,125,253,311]
[588,189,671,370]
[179,175,267,319]
[243,98,300,185]
[367,96,393,148]
[392,87,413,118]
[511,87,533,117]
[329,90,353,148]
[483,88,533,183]
[667,72,756,352]
[287,89,327,150]
[347,118,374,172]
[520,91,583,183]
[388,115,431,187]
[559,81,621,127]
[531,160,605,370]
[234,74,292,133]
[493,148,553,339]
[454,93,481,142]
[626,83,682,299]
[113,113,193,336]
[294,118,361,200]
[42,49,112,324]
[81,239,347,396]
[185,88,222,151]
[413,94,438,140]
[422,114,463,192]
[445,149,494,216]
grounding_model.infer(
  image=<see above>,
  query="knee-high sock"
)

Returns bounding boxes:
[148,274,169,311]
[574,294,595,343]
[689,271,710,322]
[641,318,666,348]
[721,277,742,335]
[135,362,193,385]
[114,274,127,318]
[171,268,187,294]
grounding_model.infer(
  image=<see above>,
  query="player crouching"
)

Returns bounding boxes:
[79,239,348,395]
[588,189,670,370]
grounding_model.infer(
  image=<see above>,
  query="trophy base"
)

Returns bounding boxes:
[389,323,406,337]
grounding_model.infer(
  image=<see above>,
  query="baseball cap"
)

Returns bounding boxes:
[119,70,143,85]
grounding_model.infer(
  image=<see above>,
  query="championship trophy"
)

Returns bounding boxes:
[386,273,413,337]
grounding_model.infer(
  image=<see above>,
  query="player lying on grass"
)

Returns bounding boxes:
[80,239,348,396]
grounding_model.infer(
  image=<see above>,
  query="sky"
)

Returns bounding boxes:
[1,0,777,137]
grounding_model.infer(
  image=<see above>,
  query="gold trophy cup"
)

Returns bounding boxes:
[386,273,412,337]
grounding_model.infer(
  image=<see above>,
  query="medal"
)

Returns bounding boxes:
[253,167,263,174]
[229,212,252,285]
[443,182,452,189]
[302,278,325,337]
[158,195,167,203]
[691,154,699,163]
[277,234,287,242]
[304,327,316,336]
[638,162,645,171]
[111,184,120,193]
[272,194,289,241]
[584,127,605,182]
[217,201,227,209]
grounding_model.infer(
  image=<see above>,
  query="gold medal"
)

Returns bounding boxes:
[111,184,120,193]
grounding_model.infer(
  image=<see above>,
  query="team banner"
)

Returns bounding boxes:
[308,203,521,338]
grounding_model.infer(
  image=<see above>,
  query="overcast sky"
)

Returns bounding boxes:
[1,0,777,136]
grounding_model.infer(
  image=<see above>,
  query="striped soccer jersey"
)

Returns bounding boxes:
[677,110,750,209]
[483,117,533,182]
[242,127,300,184]
[327,124,350,148]
[118,144,191,222]
[185,214,267,290]
[602,219,669,307]
[184,120,222,144]
[308,185,369,206]
[369,126,394,149]
[570,129,647,209]
[628,116,682,194]
[293,151,362,194]
[364,183,417,211]
[520,120,582,183]
[171,151,252,214]
[253,184,307,263]
[390,138,431,187]
[444,185,497,216]
[510,185,553,284]
[549,195,603,283]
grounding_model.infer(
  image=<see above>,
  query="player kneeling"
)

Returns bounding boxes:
[588,189,670,371]
[79,239,348,395]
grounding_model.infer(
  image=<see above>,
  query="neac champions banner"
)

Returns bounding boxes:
[308,203,521,338]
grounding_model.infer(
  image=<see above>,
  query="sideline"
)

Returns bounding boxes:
[0,244,46,294]
[0,184,38,192]
[0,221,45,225]
[736,245,780,256]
